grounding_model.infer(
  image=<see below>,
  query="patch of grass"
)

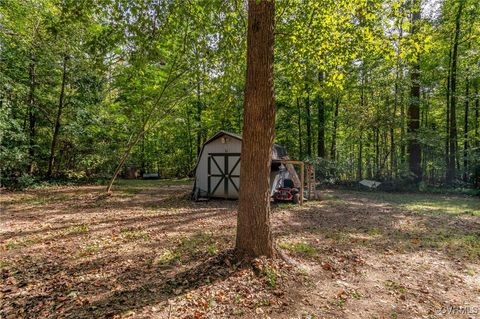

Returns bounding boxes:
[208,298,217,309]
[22,194,72,205]
[206,243,218,255]
[277,202,294,209]
[120,228,150,241]
[179,235,204,250]
[353,191,480,217]
[324,231,349,242]
[350,290,362,299]
[278,241,317,256]
[443,234,480,260]
[114,178,193,188]
[79,242,101,256]
[403,201,480,216]
[466,268,476,276]
[4,238,33,250]
[111,178,193,195]
[154,233,218,266]
[64,224,89,235]
[336,298,346,308]
[399,230,480,261]
[5,240,20,250]
[261,265,278,288]
[255,298,271,307]
[119,188,142,194]
[384,280,407,294]
[154,249,181,266]
[324,194,348,205]
[0,260,10,269]
[178,233,217,255]
[367,228,382,236]
[232,308,245,316]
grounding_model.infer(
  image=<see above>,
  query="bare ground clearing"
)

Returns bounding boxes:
[1,180,479,319]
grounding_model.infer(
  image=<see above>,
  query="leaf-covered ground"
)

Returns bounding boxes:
[1,180,479,318]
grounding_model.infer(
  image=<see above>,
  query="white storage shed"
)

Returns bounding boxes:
[192,131,299,200]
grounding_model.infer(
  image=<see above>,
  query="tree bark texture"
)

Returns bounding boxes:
[317,72,325,159]
[463,72,469,181]
[407,0,422,182]
[330,97,339,161]
[446,0,464,184]
[47,55,69,178]
[235,0,275,259]
[28,56,36,174]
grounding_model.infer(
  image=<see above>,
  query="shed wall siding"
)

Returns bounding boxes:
[195,137,242,197]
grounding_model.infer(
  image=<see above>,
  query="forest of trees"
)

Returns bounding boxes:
[1,0,479,189]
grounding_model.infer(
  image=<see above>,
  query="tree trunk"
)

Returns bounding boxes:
[27,56,36,174]
[357,67,366,180]
[445,40,452,182]
[391,96,397,178]
[317,72,325,159]
[196,79,202,156]
[141,105,146,174]
[475,80,480,189]
[305,90,312,158]
[400,94,406,164]
[297,97,303,159]
[235,0,275,259]
[330,97,339,161]
[186,107,194,166]
[407,0,422,183]
[422,90,429,177]
[375,127,380,178]
[446,0,464,184]
[475,79,479,144]
[391,16,403,177]
[463,72,469,181]
[357,137,363,180]
[397,17,406,167]
[47,55,69,178]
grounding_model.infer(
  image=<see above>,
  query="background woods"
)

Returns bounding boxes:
[1,0,479,189]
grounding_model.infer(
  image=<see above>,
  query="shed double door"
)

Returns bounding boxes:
[208,153,240,198]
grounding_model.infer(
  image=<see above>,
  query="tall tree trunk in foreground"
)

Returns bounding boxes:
[235,0,275,259]
[47,55,69,178]
[407,0,422,183]
[446,0,464,184]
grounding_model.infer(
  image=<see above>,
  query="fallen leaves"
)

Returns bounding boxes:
[1,185,479,319]
[321,261,335,272]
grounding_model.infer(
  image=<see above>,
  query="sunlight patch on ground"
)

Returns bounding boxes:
[402,202,480,216]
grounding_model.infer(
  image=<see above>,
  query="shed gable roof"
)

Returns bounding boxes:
[203,131,242,146]
[201,131,288,160]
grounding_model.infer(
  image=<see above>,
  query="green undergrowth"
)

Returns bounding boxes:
[154,232,220,266]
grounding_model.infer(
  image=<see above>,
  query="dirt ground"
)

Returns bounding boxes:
[1,180,479,319]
